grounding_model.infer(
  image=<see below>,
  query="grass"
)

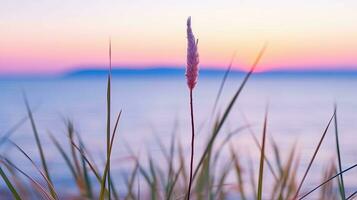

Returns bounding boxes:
[334,105,346,200]
[0,37,356,200]
[257,109,268,200]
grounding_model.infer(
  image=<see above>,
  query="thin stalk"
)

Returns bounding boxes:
[334,105,346,199]
[293,113,335,199]
[106,38,112,200]
[187,89,195,200]
[257,111,268,200]
[99,112,122,200]
[299,163,357,200]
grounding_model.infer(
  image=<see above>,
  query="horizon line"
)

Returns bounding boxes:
[2,65,357,79]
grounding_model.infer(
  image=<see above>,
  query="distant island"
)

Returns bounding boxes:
[64,67,357,78]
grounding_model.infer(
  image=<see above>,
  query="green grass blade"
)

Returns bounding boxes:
[215,161,232,199]
[0,104,40,147]
[334,105,346,200]
[271,137,283,174]
[9,141,58,199]
[23,94,56,199]
[66,121,83,185]
[0,115,30,147]
[195,151,211,198]
[74,128,100,172]
[165,134,176,196]
[99,111,122,200]
[1,158,55,200]
[211,51,236,116]
[276,143,297,200]
[148,156,158,200]
[69,140,102,181]
[1,161,30,198]
[257,111,268,200]
[138,163,153,187]
[48,133,79,184]
[230,147,246,200]
[0,167,22,200]
[106,38,112,200]
[178,141,188,191]
[166,165,183,200]
[81,150,93,199]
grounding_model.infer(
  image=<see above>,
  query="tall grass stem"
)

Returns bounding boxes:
[187,89,195,200]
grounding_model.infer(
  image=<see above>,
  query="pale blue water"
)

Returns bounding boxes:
[1,75,357,197]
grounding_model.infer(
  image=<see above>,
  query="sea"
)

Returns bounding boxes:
[0,70,357,198]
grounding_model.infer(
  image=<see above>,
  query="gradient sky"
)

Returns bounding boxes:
[1,0,357,74]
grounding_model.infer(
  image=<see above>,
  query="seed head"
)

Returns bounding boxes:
[186,17,199,90]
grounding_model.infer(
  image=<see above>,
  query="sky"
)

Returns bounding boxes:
[0,0,357,74]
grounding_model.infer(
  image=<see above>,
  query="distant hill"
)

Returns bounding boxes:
[64,67,357,78]
[64,67,244,78]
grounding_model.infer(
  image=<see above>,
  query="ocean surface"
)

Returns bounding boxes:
[1,73,357,197]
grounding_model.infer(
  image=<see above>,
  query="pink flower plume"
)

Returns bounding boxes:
[186,17,199,90]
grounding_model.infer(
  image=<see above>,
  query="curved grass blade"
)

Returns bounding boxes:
[211,51,236,116]
[1,160,31,198]
[23,94,56,199]
[271,137,283,174]
[0,105,40,147]
[66,121,83,187]
[0,117,27,147]
[48,133,78,184]
[74,128,100,173]
[69,140,102,181]
[1,158,55,200]
[0,166,22,200]
[9,141,58,199]
[334,105,346,199]
[99,111,122,200]
[192,43,267,182]
[81,152,93,199]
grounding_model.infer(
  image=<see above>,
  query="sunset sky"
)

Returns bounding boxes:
[1,0,357,74]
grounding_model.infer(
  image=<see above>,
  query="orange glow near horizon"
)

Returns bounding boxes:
[1,0,357,74]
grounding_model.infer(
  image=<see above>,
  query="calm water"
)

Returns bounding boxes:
[1,75,357,196]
